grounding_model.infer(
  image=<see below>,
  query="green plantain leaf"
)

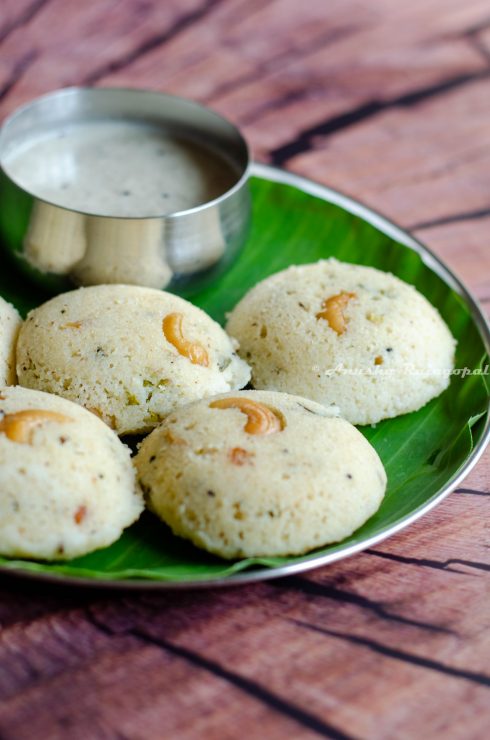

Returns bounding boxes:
[0,174,488,584]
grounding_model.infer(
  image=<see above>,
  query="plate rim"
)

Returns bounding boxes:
[1,162,489,590]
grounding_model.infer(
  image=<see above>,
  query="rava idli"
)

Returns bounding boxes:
[0,385,143,561]
[226,259,456,425]
[0,296,22,386]
[16,284,250,435]
[135,390,387,559]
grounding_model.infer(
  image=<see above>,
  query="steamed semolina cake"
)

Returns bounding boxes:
[226,260,456,425]
[0,297,22,385]
[0,386,143,560]
[16,284,250,435]
[135,390,387,559]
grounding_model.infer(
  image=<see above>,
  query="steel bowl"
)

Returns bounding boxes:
[0,87,251,295]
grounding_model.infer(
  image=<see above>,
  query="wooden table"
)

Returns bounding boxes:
[0,2,489,738]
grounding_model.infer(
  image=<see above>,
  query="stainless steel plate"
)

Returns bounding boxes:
[1,163,489,590]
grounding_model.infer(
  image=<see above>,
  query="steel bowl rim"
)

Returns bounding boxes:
[0,86,252,220]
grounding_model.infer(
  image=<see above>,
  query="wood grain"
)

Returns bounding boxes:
[0,1,488,738]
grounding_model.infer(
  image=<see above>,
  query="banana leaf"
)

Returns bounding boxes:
[0,172,488,584]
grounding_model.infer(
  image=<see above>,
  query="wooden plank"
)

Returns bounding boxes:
[0,0,49,44]
[279,79,490,224]
[0,0,207,116]
[414,217,490,304]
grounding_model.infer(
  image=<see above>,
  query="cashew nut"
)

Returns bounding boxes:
[0,410,72,444]
[210,397,284,435]
[162,312,209,367]
[316,291,356,334]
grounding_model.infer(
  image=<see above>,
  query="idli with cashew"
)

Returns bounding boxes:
[226,259,456,425]
[0,385,143,560]
[135,390,387,558]
[16,284,250,435]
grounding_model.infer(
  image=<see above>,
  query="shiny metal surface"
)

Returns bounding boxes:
[0,87,251,295]
[0,163,488,590]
